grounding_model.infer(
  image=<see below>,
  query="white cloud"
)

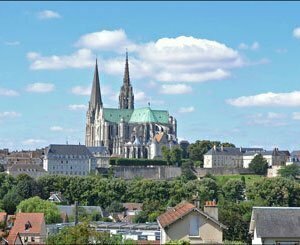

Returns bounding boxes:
[27,49,94,70]
[68,104,88,111]
[50,126,63,132]
[178,106,195,113]
[292,112,300,120]
[0,88,19,96]
[275,48,288,54]
[0,111,21,119]
[227,91,300,107]
[71,86,91,96]
[28,30,246,83]
[22,139,46,145]
[75,29,134,52]
[293,27,300,39]
[4,41,20,46]
[160,84,192,94]
[247,112,286,127]
[26,83,55,93]
[37,10,61,20]
[238,41,260,51]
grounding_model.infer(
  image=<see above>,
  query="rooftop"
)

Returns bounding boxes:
[249,207,300,238]
[45,144,92,157]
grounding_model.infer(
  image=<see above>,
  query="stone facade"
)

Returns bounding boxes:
[85,54,177,159]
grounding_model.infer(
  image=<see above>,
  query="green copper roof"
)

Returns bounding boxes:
[103,107,169,124]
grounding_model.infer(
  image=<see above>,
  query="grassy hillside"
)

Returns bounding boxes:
[215,174,263,188]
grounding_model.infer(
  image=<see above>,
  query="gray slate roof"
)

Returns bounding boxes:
[45,144,92,157]
[87,146,109,155]
[205,147,263,156]
[58,205,105,217]
[290,150,300,157]
[250,207,300,238]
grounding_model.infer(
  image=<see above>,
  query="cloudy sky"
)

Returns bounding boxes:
[1,2,300,150]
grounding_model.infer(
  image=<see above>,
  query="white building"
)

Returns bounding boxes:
[43,144,97,176]
[203,146,263,168]
[249,207,300,244]
[6,163,46,179]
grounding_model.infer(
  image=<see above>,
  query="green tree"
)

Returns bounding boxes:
[161,146,171,165]
[246,177,300,206]
[15,174,41,199]
[17,196,61,224]
[249,154,268,176]
[181,160,197,181]
[2,189,23,214]
[0,164,4,172]
[278,164,300,179]
[107,201,124,213]
[222,179,245,202]
[170,147,182,166]
[47,222,124,245]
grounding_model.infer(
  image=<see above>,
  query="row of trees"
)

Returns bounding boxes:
[1,171,300,242]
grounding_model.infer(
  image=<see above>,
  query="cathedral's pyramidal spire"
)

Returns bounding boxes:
[119,51,134,109]
[89,59,102,110]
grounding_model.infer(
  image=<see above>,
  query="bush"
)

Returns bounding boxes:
[109,158,167,166]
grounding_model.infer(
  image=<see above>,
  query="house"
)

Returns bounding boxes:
[6,213,46,245]
[6,164,46,179]
[114,203,143,223]
[249,207,300,244]
[204,146,263,168]
[43,144,97,176]
[87,146,110,168]
[48,192,67,204]
[286,150,300,165]
[157,200,226,244]
[57,205,105,222]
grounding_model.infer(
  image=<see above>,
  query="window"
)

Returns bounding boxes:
[189,215,200,236]
[31,237,35,242]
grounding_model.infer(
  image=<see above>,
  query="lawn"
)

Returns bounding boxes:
[215,174,263,188]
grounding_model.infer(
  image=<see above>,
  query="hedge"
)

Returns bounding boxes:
[109,158,168,166]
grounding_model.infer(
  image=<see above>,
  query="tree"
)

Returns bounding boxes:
[246,177,300,206]
[170,147,182,166]
[17,196,61,224]
[0,164,4,172]
[2,189,23,214]
[278,164,300,179]
[222,179,245,202]
[15,174,41,199]
[248,154,268,176]
[181,160,197,181]
[47,222,124,245]
[161,146,171,165]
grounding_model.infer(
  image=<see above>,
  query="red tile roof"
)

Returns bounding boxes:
[7,213,45,242]
[157,201,196,228]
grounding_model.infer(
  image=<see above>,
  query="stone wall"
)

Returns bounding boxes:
[194,167,253,177]
[112,165,182,180]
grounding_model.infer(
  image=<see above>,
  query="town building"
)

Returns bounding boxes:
[87,146,110,167]
[6,213,46,245]
[85,54,177,159]
[6,163,46,179]
[286,150,300,165]
[48,192,68,204]
[203,146,263,168]
[43,144,97,176]
[204,146,290,169]
[249,207,300,244]
[157,200,226,244]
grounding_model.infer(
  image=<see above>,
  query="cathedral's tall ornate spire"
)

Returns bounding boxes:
[119,51,134,109]
[89,59,102,110]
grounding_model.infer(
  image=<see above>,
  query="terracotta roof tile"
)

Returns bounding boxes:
[7,213,45,242]
[157,201,195,228]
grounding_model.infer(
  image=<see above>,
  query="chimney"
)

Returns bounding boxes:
[221,145,224,151]
[204,200,218,220]
[193,192,200,208]
[213,145,217,151]
[240,147,242,152]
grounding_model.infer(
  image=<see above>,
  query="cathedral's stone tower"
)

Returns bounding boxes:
[119,52,134,109]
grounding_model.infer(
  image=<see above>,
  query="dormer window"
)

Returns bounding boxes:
[25,221,32,231]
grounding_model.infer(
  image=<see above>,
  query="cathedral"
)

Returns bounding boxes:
[85,53,178,159]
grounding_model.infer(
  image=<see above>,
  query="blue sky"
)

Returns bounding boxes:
[1,2,300,150]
